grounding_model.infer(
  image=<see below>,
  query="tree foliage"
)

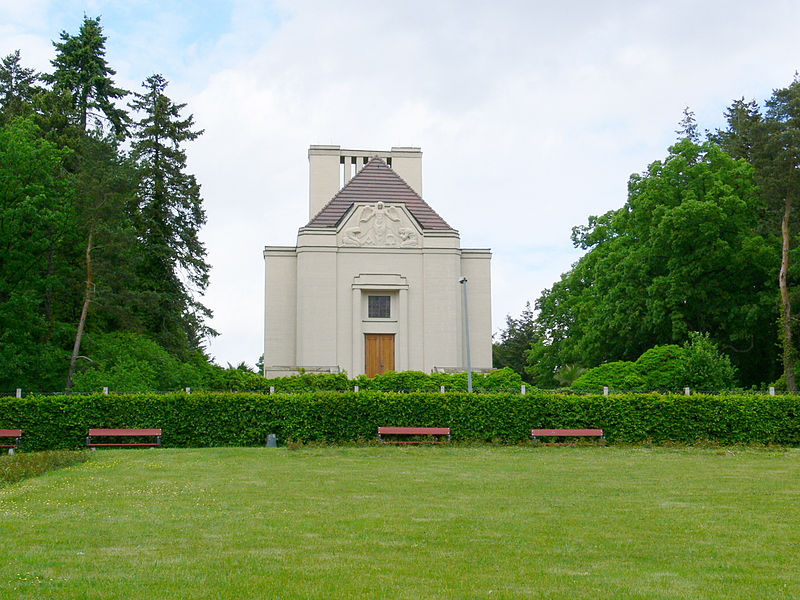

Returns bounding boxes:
[714,78,800,390]
[0,118,74,391]
[0,18,214,393]
[492,302,537,382]
[45,16,129,136]
[129,74,213,353]
[529,135,778,388]
[0,50,40,123]
[572,335,737,392]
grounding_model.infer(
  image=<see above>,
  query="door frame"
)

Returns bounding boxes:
[351,274,409,376]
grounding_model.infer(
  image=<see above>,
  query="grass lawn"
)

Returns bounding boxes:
[1,446,799,599]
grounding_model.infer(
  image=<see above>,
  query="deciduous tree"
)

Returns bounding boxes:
[716,78,800,390]
[529,136,778,387]
[492,302,538,382]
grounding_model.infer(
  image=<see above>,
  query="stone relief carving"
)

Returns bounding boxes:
[339,201,420,248]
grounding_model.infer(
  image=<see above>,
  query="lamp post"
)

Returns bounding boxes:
[459,276,473,393]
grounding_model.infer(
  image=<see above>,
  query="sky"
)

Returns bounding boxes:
[2,0,800,368]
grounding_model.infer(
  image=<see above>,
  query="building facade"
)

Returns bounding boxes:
[263,145,492,378]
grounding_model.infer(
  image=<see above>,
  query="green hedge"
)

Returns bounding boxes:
[210,368,524,393]
[2,391,799,450]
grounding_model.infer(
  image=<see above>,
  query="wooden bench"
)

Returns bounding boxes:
[1,429,21,453]
[378,426,451,444]
[87,428,162,448]
[532,428,604,443]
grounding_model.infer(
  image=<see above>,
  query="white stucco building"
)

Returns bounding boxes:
[263,145,492,378]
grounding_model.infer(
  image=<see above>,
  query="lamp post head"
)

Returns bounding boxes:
[459,276,467,284]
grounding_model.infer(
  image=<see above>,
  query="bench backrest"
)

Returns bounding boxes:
[532,428,603,437]
[0,429,22,437]
[89,428,162,436]
[379,427,450,435]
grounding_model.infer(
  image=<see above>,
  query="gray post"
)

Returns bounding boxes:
[769,387,776,396]
[266,433,277,448]
[103,387,108,395]
[603,386,609,396]
[15,388,21,398]
[459,277,473,393]
[684,387,691,396]
[521,384,526,395]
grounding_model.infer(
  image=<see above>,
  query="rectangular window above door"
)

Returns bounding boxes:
[368,295,391,318]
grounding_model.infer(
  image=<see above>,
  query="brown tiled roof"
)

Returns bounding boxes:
[306,157,452,230]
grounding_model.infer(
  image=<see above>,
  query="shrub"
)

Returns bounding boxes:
[571,336,738,392]
[71,332,209,392]
[553,364,587,387]
[635,345,685,390]
[354,368,523,393]
[679,332,737,390]
[571,361,646,392]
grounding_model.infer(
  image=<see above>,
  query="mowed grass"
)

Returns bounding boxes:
[1,446,799,599]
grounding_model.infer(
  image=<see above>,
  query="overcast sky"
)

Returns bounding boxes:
[2,0,800,368]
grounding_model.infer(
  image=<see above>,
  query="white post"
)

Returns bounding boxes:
[684,387,690,396]
[603,386,609,396]
[15,388,21,398]
[103,387,108,395]
[440,385,445,393]
[769,387,775,396]
[521,384,526,395]
[185,387,191,394]
[354,385,359,393]
[269,386,275,395]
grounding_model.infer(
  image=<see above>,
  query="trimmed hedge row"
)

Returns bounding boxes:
[2,391,799,450]
[208,368,524,393]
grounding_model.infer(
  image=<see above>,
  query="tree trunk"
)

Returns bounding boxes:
[780,197,795,391]
[66,231,93,391]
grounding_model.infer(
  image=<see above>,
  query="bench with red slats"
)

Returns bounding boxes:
[87,428,162,448]
[0,429,21,451]
[378,426,450,444]
[532,428,604,443]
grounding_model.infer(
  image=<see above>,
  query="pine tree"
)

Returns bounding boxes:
[0,50,40,122]
[129,74,214,354]
[46,16,129,137]
[675,106,700,143]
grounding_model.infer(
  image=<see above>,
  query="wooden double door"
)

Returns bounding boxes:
[365,334,395,377]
